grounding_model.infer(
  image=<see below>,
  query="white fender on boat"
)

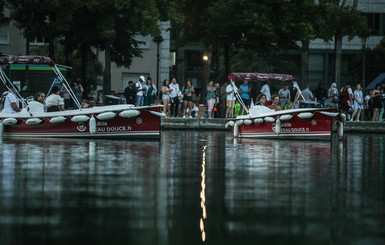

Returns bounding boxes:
[275,118,281,135]
[119,110,140,118]
[264,117,275,123]
[96,112,116,120]
[298,112,314,119]
[71,115,90,123]
[25,118,42,125]
[49,116,66,124]
[0,121,3,138]
[337,121,344,140]
[149,111,166,117]
[233,120,244,137]
[340,113,346,123]
[244,119,252,125]
[320,111,339,117]
[254,118,264,124]
[280,114,293,121]
[225,121,235,129]
[2,118,17,125]
[89,116,96,134]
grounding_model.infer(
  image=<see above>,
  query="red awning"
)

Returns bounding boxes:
[228,73,296,82]
[0,56,55,66]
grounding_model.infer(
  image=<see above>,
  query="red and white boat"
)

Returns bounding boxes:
[225,73,345,140]
[0,56,165,139]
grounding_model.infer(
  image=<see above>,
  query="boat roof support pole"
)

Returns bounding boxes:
[51,65,82,110]
[0,66,28,109]
[230,80,249,114]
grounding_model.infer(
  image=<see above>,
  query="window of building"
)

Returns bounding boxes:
[364,13,380,35]
[0,24,9,44]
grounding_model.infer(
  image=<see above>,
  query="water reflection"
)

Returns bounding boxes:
[0,132,383,244]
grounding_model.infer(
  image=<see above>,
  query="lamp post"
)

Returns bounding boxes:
[361,36,367,121]
[361,36,367,90]
[201,53,210,104]
[153,35,164,91]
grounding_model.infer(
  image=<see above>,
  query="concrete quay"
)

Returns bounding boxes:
[160,118,385,133]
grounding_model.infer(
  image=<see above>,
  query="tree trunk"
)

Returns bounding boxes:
[224,43,230,77]
[334,34,343,88]
[81,46,88,96]
[103,45,111,94]
[257,45,265,72]
[26,37,30,55]
[300,41,309,88]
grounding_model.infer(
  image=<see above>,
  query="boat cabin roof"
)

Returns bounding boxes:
[0,56,55,66]
[228,73,296,82]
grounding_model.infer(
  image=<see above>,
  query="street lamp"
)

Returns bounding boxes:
[202,55,209,61]
[153,35,163,91]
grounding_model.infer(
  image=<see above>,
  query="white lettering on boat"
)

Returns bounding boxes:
[272,127,309,133]
[97,126,132,132]
[97,121,108,126]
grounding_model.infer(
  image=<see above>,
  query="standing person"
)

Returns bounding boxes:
[46,86,65,112]
[143,77,157,106]
[239,80,250,115]
[214,82,221,118]
[328,83,339,109]
[302,85,315,102]
[351,84,363,121]
[220,81,228,118]
[182,80,195,118]
[72,80,84,109]
[278,84,290,109]
[169,77,180,117]
[135,76,146,106]
[124,81,136,105]
[340,83,353,120]
[372,84,382,121]
[365,89,373,121]
[226,82,235,118]
[261,81,271,106]
[161,79,171,117]
[1,87,21,113]
[206,81,216,119]
[315,82,327,105]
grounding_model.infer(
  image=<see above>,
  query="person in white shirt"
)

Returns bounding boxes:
[46,86,65,112]
[169,77,180,117]
[226,82,236,118]
[260,81,271,106]
[1,88,21,113]
[135,75,146,106]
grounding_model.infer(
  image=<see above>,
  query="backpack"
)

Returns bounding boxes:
[0,91,9,111]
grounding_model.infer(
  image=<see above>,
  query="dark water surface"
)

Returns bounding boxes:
[0,131,384,245]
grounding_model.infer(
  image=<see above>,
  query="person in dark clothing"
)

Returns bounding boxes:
[124,81,136,105]
[315,82,327,105]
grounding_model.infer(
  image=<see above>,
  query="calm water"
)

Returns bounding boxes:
[0,131,384,245]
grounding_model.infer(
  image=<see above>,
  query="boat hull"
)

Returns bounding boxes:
[1,106,163,139]
[231,109,340,140]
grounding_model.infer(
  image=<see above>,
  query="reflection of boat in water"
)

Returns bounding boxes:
[0,56,164,139]
[225,73,345,140]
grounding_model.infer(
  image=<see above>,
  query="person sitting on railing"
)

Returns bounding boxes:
[46,86,65,112]
[268,95,282,111]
